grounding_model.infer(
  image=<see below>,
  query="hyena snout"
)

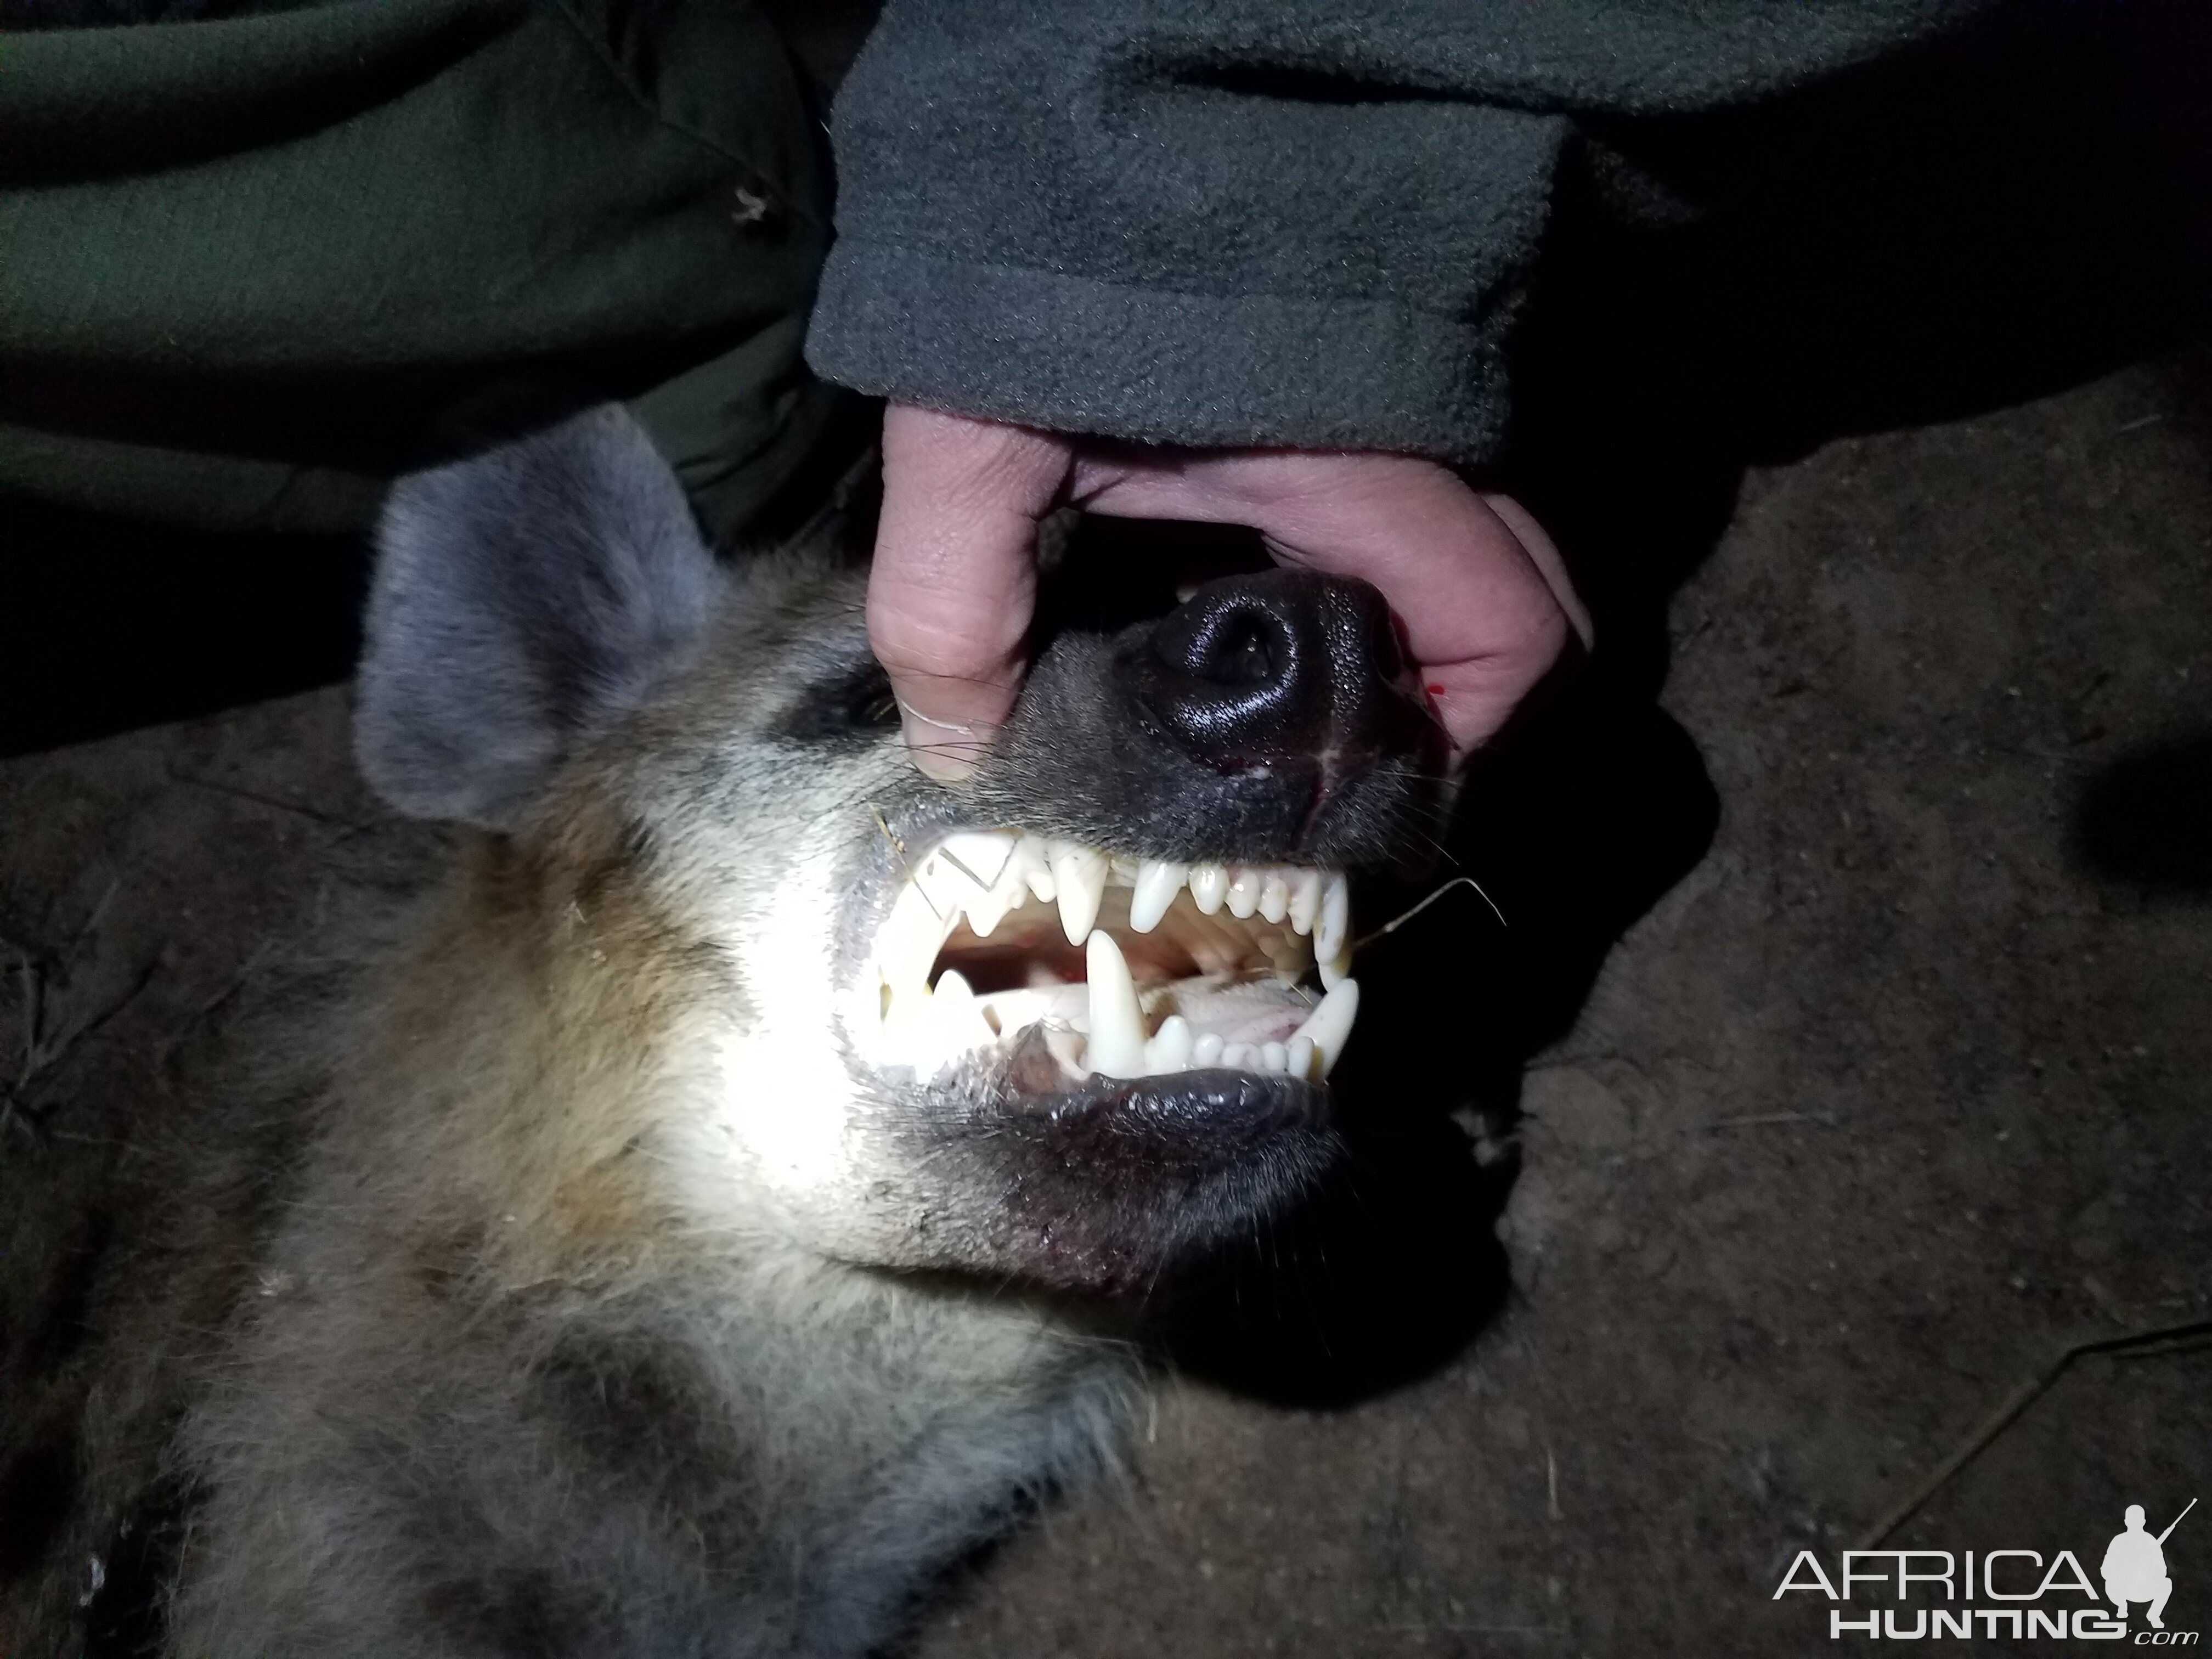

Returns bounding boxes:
[1132,570,1429,781]
[983,566,1446,868]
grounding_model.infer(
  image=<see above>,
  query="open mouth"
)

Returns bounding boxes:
[859,831,1359,1089]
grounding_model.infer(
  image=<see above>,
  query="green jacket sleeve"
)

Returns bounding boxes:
[0,0,837,541]
[804,1,1994,465]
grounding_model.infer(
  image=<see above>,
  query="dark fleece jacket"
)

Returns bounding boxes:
[803,1,2000,465]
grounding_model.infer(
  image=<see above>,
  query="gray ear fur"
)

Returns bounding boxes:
[357,405,719,828]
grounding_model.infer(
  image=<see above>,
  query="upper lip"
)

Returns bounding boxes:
[854,829,1362,1092]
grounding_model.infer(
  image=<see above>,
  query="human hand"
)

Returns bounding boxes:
[869,403,1592,782]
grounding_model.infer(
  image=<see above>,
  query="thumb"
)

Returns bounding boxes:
[870,407,1071,780]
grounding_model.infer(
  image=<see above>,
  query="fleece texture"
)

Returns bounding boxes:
[0,0,838,540]
[804,0,1998,465]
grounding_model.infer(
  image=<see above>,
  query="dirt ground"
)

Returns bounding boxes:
[2,362,2207,1656]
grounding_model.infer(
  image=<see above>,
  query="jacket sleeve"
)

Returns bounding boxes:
[803,0,1990,466]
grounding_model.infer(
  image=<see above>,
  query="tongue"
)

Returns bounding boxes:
[1153,978,1315,1047]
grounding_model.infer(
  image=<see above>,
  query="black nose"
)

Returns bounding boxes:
[1130,571,1432,772]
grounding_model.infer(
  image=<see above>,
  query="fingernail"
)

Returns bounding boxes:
[899,704,983,783]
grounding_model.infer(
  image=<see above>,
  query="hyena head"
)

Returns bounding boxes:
[360,405,1449,1299]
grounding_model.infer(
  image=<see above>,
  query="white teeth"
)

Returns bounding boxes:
[1289,978,1358,1077]
[1043,1023,1088,1080]
[913,830,1015,922]
[1225,867,1263,919]
[961,876,1017,938]
[866,828,1362,1086]
[1052,842,1109,946]
[1022,842,1057,902]
[1189,864,1228,915]
[930,969,997,1056]
[1005,833,1053,903]
[1314,871,1350,967]
[1145,1014,1194,1074]
[1083,929,1149,1078]
[1128,860,1187,934]
[877,880,952,998]
[937,831,1017,892]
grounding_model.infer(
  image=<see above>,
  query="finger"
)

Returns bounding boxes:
[871,406,1071,780]
[1477,490,1592,649]
[1066,450,1581,755]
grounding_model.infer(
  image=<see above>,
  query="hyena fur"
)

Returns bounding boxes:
[2,404,1447,1657]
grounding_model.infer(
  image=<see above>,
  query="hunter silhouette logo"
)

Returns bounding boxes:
[1774,1496,2198,1642]
[2107,1501,2193,1632]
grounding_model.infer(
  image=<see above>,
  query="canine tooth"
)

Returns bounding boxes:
[1190,1031,1225,1068]
[1289,978,1359,1077]
[1259,1041,1288,1074]
[1189,864,1228,915]
[1145,1014,1194,1074]
[1318,947,1354,992]
[1286,1034,1318,1080]
[1052,843,1109,946]
[1288,870,1322,934]
[1257,872,1290,924]
[1220,1042,1258,1072]
[1128,860,1187,933]
[1084,930,1149,1078]
[1314,871,1350,966]
[1225,867,1263,919]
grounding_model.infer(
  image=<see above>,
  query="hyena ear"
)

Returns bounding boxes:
[356,404,718,830]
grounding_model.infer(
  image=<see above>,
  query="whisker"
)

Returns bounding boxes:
[1354,876,1506,953]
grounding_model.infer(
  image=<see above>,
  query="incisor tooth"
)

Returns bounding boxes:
[1052,843,1109,946]
[1258,872,1290,924]
[1286,1034,1318,1080]
[1259,1041,1288,1073]
[1289,977,1359,1077]
[1019,833,1058,902]
[1005,833,1052,902]
[1225,867,1263,919]
[1084,930,1149,1077]
[1146,1014,1194,1074]
[1314,871,1350,966]
[1129,860,1187,933]
[1288,870,1322,934]
[1190,1031,1226,1068]
[1189,864,1227,914]
[1220,1042,1258,1071]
